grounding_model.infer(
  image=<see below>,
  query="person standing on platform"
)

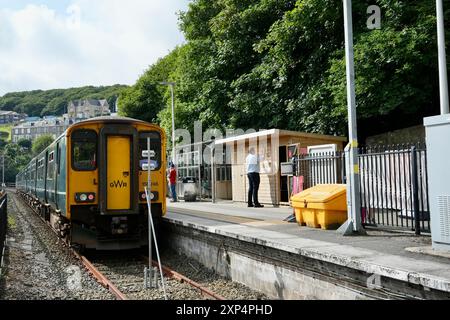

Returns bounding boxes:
[246,147,264,208]
[168,163,178,202]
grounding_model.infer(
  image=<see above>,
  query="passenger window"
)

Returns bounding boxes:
[72,130,97,171]
[57,144,61,174]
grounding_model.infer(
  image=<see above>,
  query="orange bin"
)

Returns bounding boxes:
[291,184,347,230]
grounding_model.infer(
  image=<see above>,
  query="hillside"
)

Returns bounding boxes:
[0,84,128,117]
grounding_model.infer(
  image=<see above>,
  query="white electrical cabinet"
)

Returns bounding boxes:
[424,114,450,251]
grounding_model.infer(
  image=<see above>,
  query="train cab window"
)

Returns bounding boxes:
[139,132,162,171]
[72,130,97,171]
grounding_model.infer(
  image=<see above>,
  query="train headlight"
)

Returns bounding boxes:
[75,193,96,203]
[139,191,158,201]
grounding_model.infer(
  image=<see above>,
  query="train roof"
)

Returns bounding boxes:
[61,116,162,139]
[74,116,151,126]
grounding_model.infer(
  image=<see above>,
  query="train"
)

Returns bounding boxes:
[16,116,167,250]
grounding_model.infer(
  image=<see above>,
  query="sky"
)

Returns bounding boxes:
[0,0,190,95]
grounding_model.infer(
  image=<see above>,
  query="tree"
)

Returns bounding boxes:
[17,139,32,150]
[121,0,450,140]
[119,47,181,127]
[32,135,54,156]
[1,142,32,183]
[0,85,127,117]
[0,131,9,141]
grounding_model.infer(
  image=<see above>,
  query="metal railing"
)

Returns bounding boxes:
[0,191,7,273]
[295,144,430,234]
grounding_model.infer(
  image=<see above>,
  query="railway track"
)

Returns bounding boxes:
[84,252,226,300]
[11,189,227,301]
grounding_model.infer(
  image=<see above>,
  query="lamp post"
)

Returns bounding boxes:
[338,0,365,235]
[437,0,449,115]
[160,82,176,165]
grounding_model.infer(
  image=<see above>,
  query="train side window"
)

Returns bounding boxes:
[38,158,45,180]
[72,130,97,171]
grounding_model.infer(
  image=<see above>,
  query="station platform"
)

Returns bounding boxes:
[165,200,450,299]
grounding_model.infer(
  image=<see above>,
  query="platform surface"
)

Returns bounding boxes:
[166,200,450,293]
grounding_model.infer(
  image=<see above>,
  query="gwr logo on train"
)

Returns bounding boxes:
[110,180,128,188]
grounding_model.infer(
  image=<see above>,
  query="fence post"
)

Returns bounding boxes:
[411,146,421,235]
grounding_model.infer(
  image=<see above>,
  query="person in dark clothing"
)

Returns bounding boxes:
[246,148,264,208]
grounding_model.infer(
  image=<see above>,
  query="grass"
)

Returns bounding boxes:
[7,214,15,230]
[0,124,12,142]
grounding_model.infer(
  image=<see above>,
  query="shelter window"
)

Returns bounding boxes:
[72,130,97,171]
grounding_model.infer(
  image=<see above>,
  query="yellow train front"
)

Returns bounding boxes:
[16,116,167,250]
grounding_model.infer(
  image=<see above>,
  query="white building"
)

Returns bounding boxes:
[11,117,71,143]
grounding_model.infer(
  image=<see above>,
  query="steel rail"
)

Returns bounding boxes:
[73,251,128,300]
[143,256,225,300]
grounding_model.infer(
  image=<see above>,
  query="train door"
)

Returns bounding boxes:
[106,136,131,210]
[99,125,139,215]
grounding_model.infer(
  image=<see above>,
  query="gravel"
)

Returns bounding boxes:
[0,191,114,300]
[160,250,267,300]
[0,191,267,301]
[87,249,267,300]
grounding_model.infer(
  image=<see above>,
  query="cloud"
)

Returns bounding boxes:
[0,0,189,95]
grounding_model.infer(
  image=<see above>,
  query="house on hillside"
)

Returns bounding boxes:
[67,99,111,120]
[0,111,27,124]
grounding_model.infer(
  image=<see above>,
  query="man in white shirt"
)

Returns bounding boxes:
[246,147,264,208]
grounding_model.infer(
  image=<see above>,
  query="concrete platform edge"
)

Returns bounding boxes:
[163,216,450,293]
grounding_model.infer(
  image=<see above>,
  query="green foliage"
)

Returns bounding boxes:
[1,142,32,183]
[121,0,450,140]
[0,125,12,142]
[17,139,32,150]
[32,135,54,156]
[0,85,127,117]
[0,131,9,141]
[119,47,181,129]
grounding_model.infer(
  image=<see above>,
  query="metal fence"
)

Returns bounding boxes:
[0,192,7,272]
[295,144,430,234]
[175,144,232,202]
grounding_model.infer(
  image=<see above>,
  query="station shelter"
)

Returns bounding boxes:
[214,129,346,206]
